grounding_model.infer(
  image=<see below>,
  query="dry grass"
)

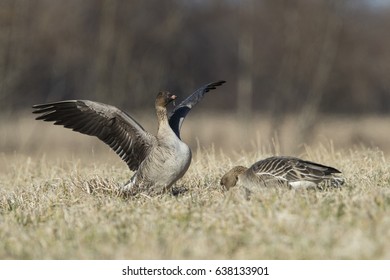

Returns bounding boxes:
[0,115,390,259]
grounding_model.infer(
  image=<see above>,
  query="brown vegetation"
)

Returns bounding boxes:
[1,117,389,259]
[0,0,389,260]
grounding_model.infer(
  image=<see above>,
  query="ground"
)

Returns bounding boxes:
[0,114,389,259]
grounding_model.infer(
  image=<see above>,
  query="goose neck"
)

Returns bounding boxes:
[156,105,169,131]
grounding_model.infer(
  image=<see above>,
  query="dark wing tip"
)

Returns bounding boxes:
[328,166,342,174]
[32,102,58,109]
[297,158,343,175]
[32,105,54,119]
[32,105,53,115]
[32,100,80,114]
[32,103,51,111]
[204,80,226,92]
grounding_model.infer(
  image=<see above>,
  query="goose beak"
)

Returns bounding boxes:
[170,95,177,106]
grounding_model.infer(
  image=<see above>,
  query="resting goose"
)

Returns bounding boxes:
[221,156,344,191]
[33,80,225,195]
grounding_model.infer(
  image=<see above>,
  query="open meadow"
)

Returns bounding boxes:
[0,114,389,259]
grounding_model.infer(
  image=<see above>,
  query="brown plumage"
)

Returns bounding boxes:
[33,81,225,195]
[221,156,344,191]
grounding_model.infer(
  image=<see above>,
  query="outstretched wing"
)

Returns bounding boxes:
[168,80,226,138]
[32,100,156,171]
[250,156,341,183]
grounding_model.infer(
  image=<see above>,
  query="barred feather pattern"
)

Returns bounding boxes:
[32,100,155,171]
[33,81,225,196]
[251,156,342,183]
[221,156,344,190]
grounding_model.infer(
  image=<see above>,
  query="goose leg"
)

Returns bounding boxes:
[117,175,139,196]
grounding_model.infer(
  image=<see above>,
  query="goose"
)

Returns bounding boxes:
[220,156,344,192]
[33,80,225,195]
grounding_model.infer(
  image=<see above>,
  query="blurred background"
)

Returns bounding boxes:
[0,0,389,157]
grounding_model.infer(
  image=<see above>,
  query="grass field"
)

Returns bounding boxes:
[0,114,389,259]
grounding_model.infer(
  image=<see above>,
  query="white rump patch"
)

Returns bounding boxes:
[289,181,317,189]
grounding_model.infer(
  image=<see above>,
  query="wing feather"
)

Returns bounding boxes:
[250,156,341,183]
[168,80,225,138]
[32,100,155,171]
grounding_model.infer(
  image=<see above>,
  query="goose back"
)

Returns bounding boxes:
[250,156,341,182]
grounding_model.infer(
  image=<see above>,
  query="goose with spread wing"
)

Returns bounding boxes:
[33,80,225,195]
[220,156,344,191]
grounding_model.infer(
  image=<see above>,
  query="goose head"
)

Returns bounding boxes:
[155,91,177,108]
[220,166,248,190]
